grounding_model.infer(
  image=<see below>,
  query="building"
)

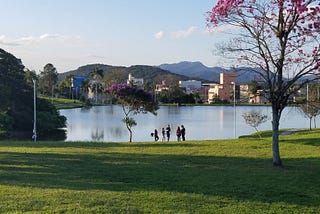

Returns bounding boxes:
[249,90,268,104]
[208,73,236,103]
[71,76,87,99]
[127,73,144,86]
[71,76,87,91]
[155,80,169,93]
[239,83,249,103]
[179,80,202,94]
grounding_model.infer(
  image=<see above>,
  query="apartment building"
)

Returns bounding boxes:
[208,73,236,103]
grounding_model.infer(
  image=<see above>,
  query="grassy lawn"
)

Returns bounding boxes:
[41,97,85,109]
[0,130,319,213]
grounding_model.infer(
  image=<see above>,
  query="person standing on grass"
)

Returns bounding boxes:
[166,124,171,142]
[161,127,166,142]
[154,129,159,142]
[181,125,186,141]
[176,126,181,141]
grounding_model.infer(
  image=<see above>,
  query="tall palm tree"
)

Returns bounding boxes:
[89,68,104,103]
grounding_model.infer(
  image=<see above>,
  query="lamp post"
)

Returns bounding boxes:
[307,83,309,112]
[231,82,236,138]
[32,79,37,143]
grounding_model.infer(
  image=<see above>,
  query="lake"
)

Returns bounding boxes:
[59,105,314,142]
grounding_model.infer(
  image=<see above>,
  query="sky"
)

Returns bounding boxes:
[0,0,230,73]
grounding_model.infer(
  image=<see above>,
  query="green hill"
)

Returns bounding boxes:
[58,64,196,86]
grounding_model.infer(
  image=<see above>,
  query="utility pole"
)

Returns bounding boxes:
[33,80,37,143]
[231,82,236,138]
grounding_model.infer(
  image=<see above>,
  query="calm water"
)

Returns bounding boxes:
[59,105,314,142]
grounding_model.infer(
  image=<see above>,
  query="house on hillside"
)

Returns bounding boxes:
[155,80,169,93]
[127,73,144,86]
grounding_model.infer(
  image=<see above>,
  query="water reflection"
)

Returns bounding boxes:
[59,105,315,142]
[91,128,104,141]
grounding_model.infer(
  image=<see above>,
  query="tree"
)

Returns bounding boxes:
[39,63,58,96]
[242,111,269,139]
[299,101,320,129]
[208,0,320,166]
[90,67,104,103]
[36,98,67,132]
[0,48,66,138]
[0,49,26,113]
[58,74,74,98]
[105,84,158,142]
[24,69,38,85]
[157,86,196,104]
[248,80,262,95]
[299,83,320,129]
[0,48,33,136]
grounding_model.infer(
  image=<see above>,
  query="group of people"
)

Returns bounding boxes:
[152,124,186,142]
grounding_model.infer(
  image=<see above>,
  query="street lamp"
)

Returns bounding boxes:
[307,83,309,112]
[32,79,37,143]
[231,82,236,138]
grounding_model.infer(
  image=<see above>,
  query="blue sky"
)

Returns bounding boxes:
[0,0,230,73]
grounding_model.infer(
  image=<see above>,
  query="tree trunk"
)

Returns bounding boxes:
[272,107,282,166]
[125,123,132,142]
[129,128,132,142]
[254,127,261,139]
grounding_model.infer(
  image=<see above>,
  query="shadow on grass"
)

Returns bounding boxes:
[0,141,201,150]
[239,130,272,139]
[239,129,320,147]
[0,150,319,207]
[281,137,320,146]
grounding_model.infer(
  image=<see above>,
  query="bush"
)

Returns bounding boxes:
[0,111,13,138]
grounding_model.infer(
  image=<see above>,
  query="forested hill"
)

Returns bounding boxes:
[58,64,196,86]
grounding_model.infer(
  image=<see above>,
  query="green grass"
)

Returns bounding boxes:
[0,130,319,213]
[41,97,85,109]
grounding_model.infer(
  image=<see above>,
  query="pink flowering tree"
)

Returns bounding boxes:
[208,0,320,166]
[105,84,158,142]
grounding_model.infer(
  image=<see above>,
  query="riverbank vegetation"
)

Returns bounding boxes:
[0,129,319,213]
[0,49,66,139]
[42,97,86,110]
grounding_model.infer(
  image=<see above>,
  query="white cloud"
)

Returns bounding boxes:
[171,26,197,39]
[0,34,79,46]
[205,24,237,34]
[154,26,199,40]
[0,35,21,46]
[154,31,164,40]
[86,54,106,59]
[39,33,61,40]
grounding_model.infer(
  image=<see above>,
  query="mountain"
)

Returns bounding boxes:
[159,61,260,83]
[159,61,226,82]
[58,64,195,86]
[58,61,260,86]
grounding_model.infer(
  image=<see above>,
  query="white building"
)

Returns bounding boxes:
[207,73,236,103]
[179,80,202,94]
[127,73,144,86]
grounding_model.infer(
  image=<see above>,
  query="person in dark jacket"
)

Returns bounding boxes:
[154,129,159,141]
[166,125,171,142]
[181,125,186,141]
